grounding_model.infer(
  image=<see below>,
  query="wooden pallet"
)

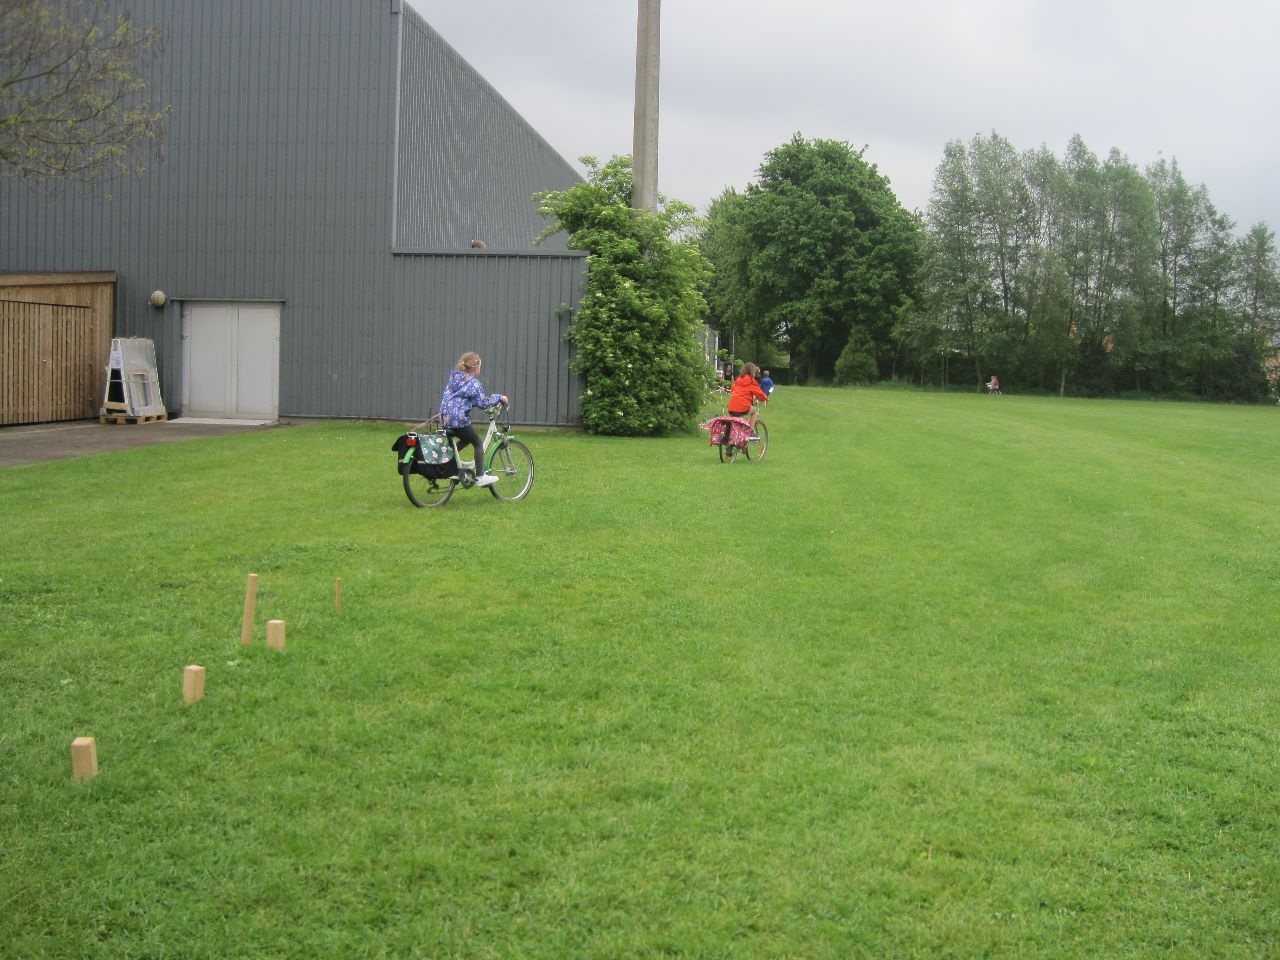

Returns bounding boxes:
[99,411,168,425]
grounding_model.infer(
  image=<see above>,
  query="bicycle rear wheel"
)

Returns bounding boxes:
[719,420,767,463]
[402,464,456,507]
[486,439,534,501]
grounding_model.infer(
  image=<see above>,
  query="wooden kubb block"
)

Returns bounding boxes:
[241,573,259,645]
[183,665,206,703]
[71,737,98,781]
[266,619,286,652]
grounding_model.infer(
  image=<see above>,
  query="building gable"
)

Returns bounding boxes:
[393,5,580,252]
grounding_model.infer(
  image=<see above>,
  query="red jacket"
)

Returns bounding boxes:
[727,374,767,415]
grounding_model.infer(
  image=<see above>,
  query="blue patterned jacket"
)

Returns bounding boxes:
[440,370,503,428]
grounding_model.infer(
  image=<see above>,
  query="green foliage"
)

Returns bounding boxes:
[701,134,923,383]
[0,0,169,189]
[834,325,878,385]
[536,156,711,435]
[5,394,1280,957]
[912,132,1280,400]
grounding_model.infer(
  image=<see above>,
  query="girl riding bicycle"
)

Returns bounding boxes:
[727,362,768,435]
[440,352,507,487]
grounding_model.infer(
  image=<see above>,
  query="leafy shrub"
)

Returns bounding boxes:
[834,326,879,385]
[537,156,711,435]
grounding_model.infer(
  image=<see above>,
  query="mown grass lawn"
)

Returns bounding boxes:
[2,387,1278,959]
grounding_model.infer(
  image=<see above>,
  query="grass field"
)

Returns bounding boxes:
[2,388,1278,959]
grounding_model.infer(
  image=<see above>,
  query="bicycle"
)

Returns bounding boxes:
[709,402,768,464]
[394,403,534,507]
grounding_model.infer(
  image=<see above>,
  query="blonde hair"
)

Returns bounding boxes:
[742,362,760,377]
[455,351,482,373]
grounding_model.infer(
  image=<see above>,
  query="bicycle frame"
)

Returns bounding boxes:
[404,406,508,487]
[445,413,505,483]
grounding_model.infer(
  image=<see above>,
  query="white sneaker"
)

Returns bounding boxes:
[473,473,499,487]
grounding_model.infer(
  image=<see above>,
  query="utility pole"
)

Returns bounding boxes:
[632,0,660,212]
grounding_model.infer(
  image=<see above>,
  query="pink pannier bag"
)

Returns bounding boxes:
[706,415,752,449]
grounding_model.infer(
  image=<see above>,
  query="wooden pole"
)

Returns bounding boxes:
[267,619,286,652]
[241,573,259,645]
[335,577,342,612]
[71,737,98,781]
[183,665,206,703]
[631,0,661,212]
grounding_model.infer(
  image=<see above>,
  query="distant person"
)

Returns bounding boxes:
[986,375,1001,395]
[759,369,775,395]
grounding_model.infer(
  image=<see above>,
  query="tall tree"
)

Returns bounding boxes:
[0,0,168,189]
[1236,224,1280,342]
[1147,157,1207,352]
[705,134,921,382]
[921,139,993,387]
[700,188,767,359]
[1096,150,1160,392]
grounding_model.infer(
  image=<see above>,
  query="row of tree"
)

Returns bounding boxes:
[908,133,1280,400]
[701,133,1280,403]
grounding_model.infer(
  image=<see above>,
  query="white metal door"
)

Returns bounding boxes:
[182,302,280,419]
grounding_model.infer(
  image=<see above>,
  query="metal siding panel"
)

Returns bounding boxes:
[383,252,582,426]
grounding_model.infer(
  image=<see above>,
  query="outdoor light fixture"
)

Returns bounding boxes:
[148,290,167,307]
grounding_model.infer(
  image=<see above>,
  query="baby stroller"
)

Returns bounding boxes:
[986,376,1001,395]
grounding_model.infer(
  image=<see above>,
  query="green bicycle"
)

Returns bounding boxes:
[395,403,534,507]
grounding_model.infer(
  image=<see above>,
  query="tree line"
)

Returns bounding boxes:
[702,132,1280,403]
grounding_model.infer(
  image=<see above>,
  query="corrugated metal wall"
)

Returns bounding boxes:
[0,0,585,425]
[385,252,584,424]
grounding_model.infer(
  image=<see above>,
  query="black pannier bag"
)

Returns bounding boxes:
[392,434,456,481]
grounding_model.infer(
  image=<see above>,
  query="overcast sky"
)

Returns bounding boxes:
[412,0,1279,233]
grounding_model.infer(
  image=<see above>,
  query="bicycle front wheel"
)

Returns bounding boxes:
[402,464,456,507]
[487,439,534,501]
[746,419,768,461]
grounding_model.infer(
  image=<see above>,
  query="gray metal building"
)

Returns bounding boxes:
[0,0,586,425]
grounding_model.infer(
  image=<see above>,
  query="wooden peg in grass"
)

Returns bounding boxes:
[267,619,286,652]
[183,665,206,703]
[71,737,98,781]
[241,573,259,645]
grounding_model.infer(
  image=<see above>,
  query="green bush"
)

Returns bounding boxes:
[537,156,711,435]
[834,325,879,385]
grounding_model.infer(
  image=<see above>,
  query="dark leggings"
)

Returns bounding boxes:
[447,425,485,475]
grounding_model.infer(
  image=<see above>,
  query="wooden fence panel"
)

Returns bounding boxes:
[1,298,99,424]
[0,273,113,425]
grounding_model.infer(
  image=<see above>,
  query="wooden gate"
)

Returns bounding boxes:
[0,273,115,425]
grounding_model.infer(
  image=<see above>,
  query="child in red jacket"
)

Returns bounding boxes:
[727,362,768,436]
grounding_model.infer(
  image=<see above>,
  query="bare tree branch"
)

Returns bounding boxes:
[0,0,169,190]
